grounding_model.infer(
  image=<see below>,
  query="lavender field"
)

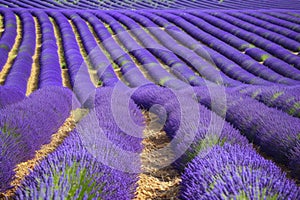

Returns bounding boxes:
[0,0,300,199]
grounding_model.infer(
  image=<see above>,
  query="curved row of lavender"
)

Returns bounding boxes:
[63,11,122,87]
[181,143,300,199]
[131,84,300,199]
[15,87,144,199]
[0,3,299,200]
[71,11,151,88]
[3,10,35,94]
[231,85,300,118]
[33,10,63,88]
[0,9,16,71]
[93,11,189,89]
[1,9,300,92]
[0,86,74,193]
[1,0,300,10]
[194,86,300,178]
[0,86,24,109]
[151,10,300,85]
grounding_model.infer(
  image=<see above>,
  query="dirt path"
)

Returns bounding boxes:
[50,17,72,89]
[69,19,98,87]
[88,20,124,83]
[135,111,181,200]
[26,17,41,96]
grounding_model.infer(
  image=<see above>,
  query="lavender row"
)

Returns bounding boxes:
[184,11,300,81]
[283,11,300,18]
[8,0,66,9]
[194,86,300,178]
[131,84,300,198]
[225,11,300,52]
[246,11,300,33]
[83,12,152,87]
[33,10,62,88]
[232,85,300,118]
[47,11,95,105]
[0,85,24,109]
[162,11,298,86]
[0,9,17,71]
[16,87,144,199]
[4,10,35,94]
[143,11,272,86]
[64,12,121,87]
[184,11,300,83]
[181,143,300,199]
[2,0,300,10]
[86,87,144,153]
[132,84,248,169]
[77,11,151,88]
[245,11,300,51]
[0,86,74,193]
[121,11,242,87]
[228,11,300,44]
[266,11,300,27]
[227,12,300,45]
[103,11,206,88]
[95,11,189,89]
[245,48,300,81]
[206,11,300,70]
[15,130,139,200]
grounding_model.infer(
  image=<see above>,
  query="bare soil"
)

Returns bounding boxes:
[134,111,181,200]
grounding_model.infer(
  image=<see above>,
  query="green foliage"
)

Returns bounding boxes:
[0,43,9,51]
[112,63,119,69]
[229,186,279,200]
[50,162,105,200]
[294,102,300,109]
[97,80,103,86]
[1,124,19,139]
[260,54,270,62]
[105,24,114,35]
[240,44,255,51]
[120,60,130,66]
[6,23,16,28]
[0,124,21,157]
[251,89,261,99]
[188,75,197,81]
[271,91,284,100]
[289,102,300,116]
[185,134,227,165]
[159,76,172,86]
[61,61,67,69]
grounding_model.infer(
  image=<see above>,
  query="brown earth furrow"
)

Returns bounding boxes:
[85,20,112,87]
[26,17,41,96]
[0,14,4,37]
[87,20,124,83]
[50,17,72,89]
[118,24,165,83]
[69,19,98,87]
[135,111,181,200]
[106,22,156,84]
